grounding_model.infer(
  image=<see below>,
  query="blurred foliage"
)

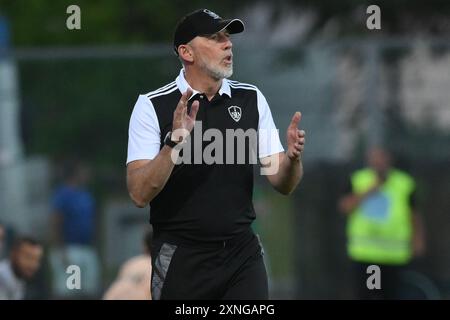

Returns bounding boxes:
[0,0,247,46]
[18,56,181,195]
[1,0,450,46]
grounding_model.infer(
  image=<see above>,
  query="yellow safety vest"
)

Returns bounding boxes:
[347,168,415,265]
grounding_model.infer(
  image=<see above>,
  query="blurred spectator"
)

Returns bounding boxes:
[48,159,100,298]
[0,236,43,300]
[338,146,426,299]
[103,228,152,300]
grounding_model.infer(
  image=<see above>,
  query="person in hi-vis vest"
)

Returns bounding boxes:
[339,146,426,299]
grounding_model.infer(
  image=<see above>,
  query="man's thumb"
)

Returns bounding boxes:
[289,112,302,128]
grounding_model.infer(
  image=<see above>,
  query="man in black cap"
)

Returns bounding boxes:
[126,8,306,299]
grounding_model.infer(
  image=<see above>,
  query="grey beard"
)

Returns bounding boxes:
[208,64,233,80]
[199,59,233,80]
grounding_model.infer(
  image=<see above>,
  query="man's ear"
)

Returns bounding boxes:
[178,44,194,63]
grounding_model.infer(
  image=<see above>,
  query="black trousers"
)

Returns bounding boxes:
[352,261,405,300]
[150,228,268,300]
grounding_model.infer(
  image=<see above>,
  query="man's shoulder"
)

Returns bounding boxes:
[120,255,151,277]
[52,185,72,202]
[227,79,259,92]
[351,168,374,179]
[390,169,415,184]
[142,81,180,102]
[0,259,9,273]
[0,260,13,283]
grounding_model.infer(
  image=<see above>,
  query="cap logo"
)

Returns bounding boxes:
[203,9,221,20]
[228,106,242,122]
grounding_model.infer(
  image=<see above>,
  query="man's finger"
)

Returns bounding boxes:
[176,88,193,112]
[189,100,200,120]
[297,130,306,137]
[289,112,302,129]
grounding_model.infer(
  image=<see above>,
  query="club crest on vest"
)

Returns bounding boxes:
[228,106,242,122]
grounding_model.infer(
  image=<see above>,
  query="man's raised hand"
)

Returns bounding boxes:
[172,88,200,143]
[286,111,306,161]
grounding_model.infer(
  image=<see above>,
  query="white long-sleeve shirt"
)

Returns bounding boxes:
[0,259,25,300]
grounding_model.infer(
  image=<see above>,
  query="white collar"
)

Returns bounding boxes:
[175,69,231,100]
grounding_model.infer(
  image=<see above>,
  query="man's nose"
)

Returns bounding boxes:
[224,38,232,50]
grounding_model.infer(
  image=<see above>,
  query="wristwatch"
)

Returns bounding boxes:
[164,131,179,148]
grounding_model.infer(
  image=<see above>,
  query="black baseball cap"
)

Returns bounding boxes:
[173,9,244,55]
